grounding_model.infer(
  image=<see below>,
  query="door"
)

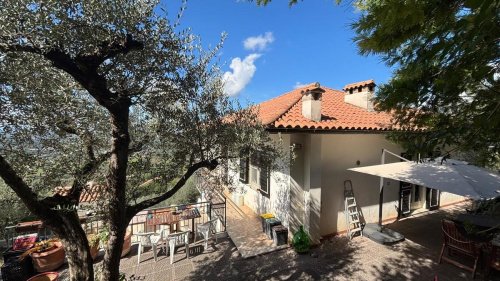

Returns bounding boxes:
[426,188,440,210]
[399,182,412,216]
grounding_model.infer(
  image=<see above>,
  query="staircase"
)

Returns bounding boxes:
[344,180,363,240]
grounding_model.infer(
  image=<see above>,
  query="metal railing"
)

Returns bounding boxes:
[4,199,226,247]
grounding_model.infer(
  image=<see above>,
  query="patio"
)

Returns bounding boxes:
[58,202,498,280]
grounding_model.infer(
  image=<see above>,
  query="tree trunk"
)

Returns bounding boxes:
[100,224,127,281]
[48,213,94,281]
[100,101,131,281]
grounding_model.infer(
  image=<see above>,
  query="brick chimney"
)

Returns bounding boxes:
[301,82,325,122]
[343,80,376,111]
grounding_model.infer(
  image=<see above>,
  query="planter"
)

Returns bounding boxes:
[121,230,132,257]
[27,272,59,281]
[90,245,99,261]
[31,242,65,273]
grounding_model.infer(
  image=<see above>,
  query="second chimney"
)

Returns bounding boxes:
[302,82,325,122]
[343,80,376,111]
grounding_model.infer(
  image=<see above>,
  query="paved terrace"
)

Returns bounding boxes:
[49,202,499,280]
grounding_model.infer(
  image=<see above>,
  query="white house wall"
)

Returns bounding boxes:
[228,131,466,239]
[229,134,291,228]
[320,134,404,236]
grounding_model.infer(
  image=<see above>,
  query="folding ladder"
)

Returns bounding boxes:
[344,180,362,240]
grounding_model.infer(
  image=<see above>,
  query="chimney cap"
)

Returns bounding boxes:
[301,82,325,95]
[343,79,376,91]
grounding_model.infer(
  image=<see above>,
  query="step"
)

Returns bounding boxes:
[349,211,359,216]
[347,204,357,208]
[350,219,360,224]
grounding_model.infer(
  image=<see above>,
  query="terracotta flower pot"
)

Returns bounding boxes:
[27,272,59,281]
[121,230,132,257]
[31,242,65,272]
[90,244,99,261]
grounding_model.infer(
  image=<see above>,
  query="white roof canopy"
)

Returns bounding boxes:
[348,158,500,200]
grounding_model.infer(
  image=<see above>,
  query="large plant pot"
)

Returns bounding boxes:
[27,271,59,281]
[121,230,132,257]
[90,245,99,261]
[31,242,65,273]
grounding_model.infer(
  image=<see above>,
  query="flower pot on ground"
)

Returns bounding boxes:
[22,239,65,273]
[87,234,100,261]
[27,271,59,281]
[98,229,132,257]
[121,230,132,257]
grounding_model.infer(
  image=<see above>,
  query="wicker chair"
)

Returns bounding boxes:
[438,219,482,278]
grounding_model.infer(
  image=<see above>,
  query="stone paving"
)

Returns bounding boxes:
[33,201,500,281]
[224,198,289,258]
[111,201,498,281]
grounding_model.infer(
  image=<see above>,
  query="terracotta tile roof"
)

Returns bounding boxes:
[343,79,375,91]
[256,84,397,131]
[54,182,104,203]
[256,83,319,125]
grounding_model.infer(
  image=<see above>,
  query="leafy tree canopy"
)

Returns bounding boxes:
[353,0,500,163]
[0,1,279,280]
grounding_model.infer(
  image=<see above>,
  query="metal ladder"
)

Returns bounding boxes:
[344,180,362,240]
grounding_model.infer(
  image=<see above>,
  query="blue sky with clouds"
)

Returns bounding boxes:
[165,0,392,104]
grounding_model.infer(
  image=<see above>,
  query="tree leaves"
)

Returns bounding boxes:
[354,0,500,162]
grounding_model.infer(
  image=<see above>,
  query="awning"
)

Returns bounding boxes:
[348,158,500,199]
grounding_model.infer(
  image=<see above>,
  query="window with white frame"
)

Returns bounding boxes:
[249,152,270,196]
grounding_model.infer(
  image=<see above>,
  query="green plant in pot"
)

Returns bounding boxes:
[21,238,65,272]
[97,229,131,257]
[87,233,100,261]
[292,225,310,254]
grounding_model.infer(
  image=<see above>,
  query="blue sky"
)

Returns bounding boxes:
[165,0,392,104]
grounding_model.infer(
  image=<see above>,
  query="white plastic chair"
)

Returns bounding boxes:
[165,231,190,264]
[195,219,218,250]
[136,230,166,264]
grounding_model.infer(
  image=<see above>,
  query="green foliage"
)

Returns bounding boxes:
[353,0,500,158]
[0,182,30,239]
[0,1,279,279]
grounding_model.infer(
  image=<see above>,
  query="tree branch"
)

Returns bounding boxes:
[127,159,219,217]
[0,154,51,216]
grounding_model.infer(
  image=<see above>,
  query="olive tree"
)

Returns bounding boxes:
[0,1,275,280]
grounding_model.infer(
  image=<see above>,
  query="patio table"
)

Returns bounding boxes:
[146,207,201,239]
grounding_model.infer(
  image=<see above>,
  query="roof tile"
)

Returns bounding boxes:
[256,84,396,131]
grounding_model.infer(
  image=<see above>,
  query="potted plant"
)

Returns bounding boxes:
[87,233,100,261]
[98,229,132,257]
[21,238,65,272]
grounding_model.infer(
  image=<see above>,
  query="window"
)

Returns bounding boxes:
[414,185,420,202]
[249,152,270,196]
[239,157,249,183]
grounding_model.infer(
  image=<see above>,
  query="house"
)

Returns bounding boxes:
[228,80,465,243]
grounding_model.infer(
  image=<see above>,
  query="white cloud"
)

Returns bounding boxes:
[243,32,275,51]
[223,54,262,96]
[294,82,308,89]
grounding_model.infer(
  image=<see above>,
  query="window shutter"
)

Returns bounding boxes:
[239,158,249,183]
[260,166,269,194]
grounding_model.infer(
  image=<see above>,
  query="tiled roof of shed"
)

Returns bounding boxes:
[256,84,396,131]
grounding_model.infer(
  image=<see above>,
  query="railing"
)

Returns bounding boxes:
[3,199,227,248]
